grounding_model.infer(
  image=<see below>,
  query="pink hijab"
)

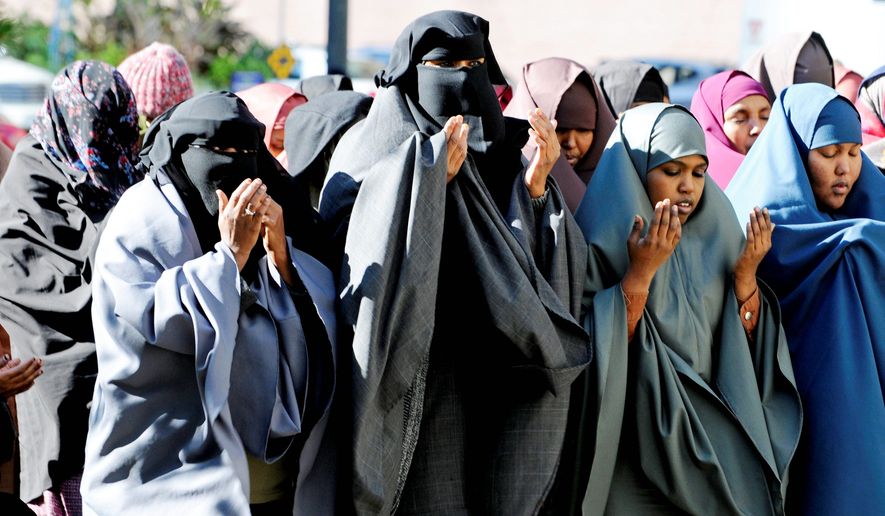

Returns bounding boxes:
[690,70,769,188]
[834,63,863,101]
[237,83,307,168]
[504,57,616,211]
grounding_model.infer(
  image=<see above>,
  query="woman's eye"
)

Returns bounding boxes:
[468,60,482,68]
[664,168,680,176]
[729,118,746,124]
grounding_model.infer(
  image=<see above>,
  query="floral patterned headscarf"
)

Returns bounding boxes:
[30,60,141,215]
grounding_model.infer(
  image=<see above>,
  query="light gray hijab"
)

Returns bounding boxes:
[578,103,739,375]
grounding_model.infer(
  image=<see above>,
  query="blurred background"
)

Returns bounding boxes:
[1,0,884,139]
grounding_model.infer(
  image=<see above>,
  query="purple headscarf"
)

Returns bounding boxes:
[690,70,769,188]
[30,60,141,216]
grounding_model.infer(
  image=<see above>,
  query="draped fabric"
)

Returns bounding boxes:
[726,83,885,516]
[81,92,338,514]
[0,60,140,503]
[319,10,590,515]
[81,178,338,514]
[592,61,669,115]
[742,31,834,101]
[504,57,616,211]
[284,91,372,207]
[834,62,863,101]
[236,83,307,169]
[573,103,801,515]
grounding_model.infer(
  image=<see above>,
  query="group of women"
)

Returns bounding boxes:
[0,10,881,516]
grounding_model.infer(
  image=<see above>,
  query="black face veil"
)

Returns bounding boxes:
[376,11,508,158]
[139,91,323,262]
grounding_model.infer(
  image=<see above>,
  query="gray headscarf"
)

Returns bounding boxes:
[742,31,834,100]
[592,61,669,115]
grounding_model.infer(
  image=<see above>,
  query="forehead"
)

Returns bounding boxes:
[656,154,708,168]
[727,94,771,112]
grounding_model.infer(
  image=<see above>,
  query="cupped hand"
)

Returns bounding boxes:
[524,108,560,198]
[0,356,42,397]
[443,115,469,183]
[622,199,682,293]
[734,207,773,301]
[217,178,267,271]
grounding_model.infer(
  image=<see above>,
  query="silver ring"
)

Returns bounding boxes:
[244,206,256,217]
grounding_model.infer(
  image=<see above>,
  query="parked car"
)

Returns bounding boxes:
[281,44,391,96]
[0,54,54,129]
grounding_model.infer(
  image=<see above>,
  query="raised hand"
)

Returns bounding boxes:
[0,355,42,398]
[524,108,560,198]
[260,195,294,286]
[734,207,773,301]
[443,115,469,183]
[216,178,266,271]
[622,199,682,293]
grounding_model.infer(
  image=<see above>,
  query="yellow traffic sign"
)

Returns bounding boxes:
[267,45,295,79]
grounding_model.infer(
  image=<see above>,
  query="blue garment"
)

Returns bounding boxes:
[726,83,885,515]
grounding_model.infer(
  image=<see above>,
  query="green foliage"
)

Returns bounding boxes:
[75,40,129,68]
[0,2,273,88]
[0,17,54,70]
[206,41,272,88]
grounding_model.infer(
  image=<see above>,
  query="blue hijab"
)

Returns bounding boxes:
[726,83,885,515]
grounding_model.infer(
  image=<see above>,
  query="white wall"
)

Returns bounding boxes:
[740,0,885,76]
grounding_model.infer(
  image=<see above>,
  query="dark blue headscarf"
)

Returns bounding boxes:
[726,83,885,515]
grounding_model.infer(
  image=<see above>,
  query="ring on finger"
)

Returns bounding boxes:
[244,204,256,217]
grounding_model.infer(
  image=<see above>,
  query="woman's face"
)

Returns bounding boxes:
[723,94,771,154]
[807,143,862,211]
[645,153,707,224]
[269,127,285,157]
[556,128,594,167]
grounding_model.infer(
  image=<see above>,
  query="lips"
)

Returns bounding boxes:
[675,199,693,215]
[833,181,850,195]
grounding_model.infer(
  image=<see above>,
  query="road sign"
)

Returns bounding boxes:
[268,45,295,79]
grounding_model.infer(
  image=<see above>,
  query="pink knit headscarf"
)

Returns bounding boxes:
[117,42,194,122]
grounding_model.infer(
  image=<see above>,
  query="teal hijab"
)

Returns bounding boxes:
[577,104,742,374]
[573,103,801,515]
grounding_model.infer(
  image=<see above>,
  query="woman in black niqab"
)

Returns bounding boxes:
[141,91,327,268]
[321,10,590,515]
[375,10,535,207]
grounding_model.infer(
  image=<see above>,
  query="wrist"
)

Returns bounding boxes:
[525,176,547,198]
[734,274,758,303]
[622,266,654,294]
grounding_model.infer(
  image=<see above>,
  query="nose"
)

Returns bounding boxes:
[748,118,762,136]
[561,130,576,149]
[834,156,850,176]
[678,175,694,194]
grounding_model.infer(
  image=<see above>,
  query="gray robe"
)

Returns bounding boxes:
[574,104,802,515]
[320,84,590,515]
[81,176,337,515]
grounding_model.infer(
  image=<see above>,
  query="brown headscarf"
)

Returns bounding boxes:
[504,57,616,211]
[742,31,834,100]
